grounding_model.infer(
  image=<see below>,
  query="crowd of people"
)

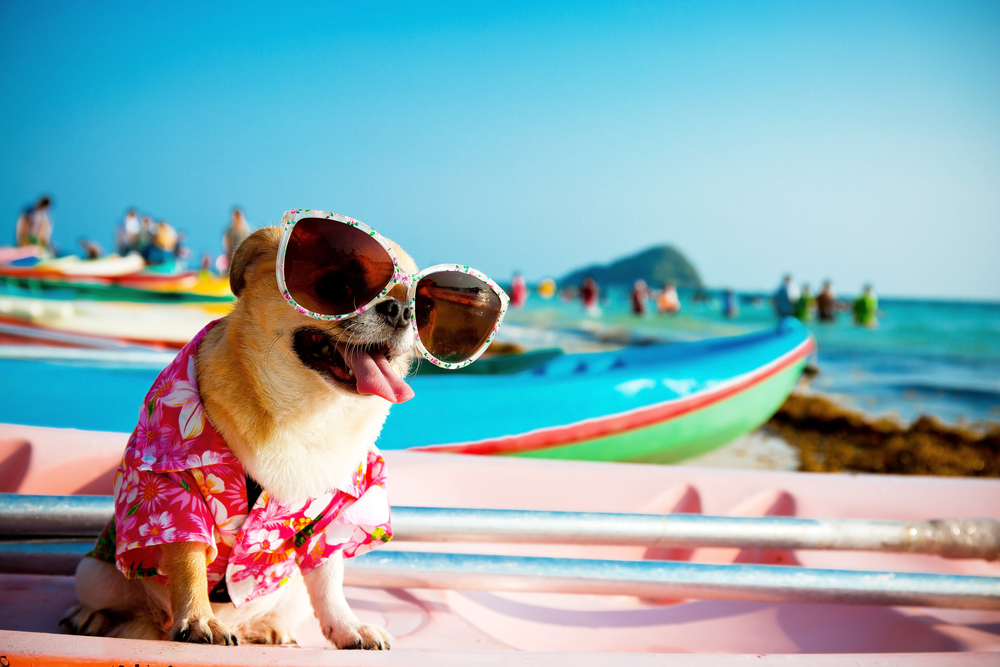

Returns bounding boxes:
[505,270,880,330]
[11,195,254,276]
[774,274,879,328]
[13,197,884,327]
[629,280,681,316]
[113,209,188,266]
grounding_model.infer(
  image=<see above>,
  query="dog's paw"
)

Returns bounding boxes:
[60,604,111,636]
[171,614,238,646]
[242,622,297,645]
[323,622,392,650]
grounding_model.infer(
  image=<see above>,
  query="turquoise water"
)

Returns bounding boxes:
[501,289,1000,425]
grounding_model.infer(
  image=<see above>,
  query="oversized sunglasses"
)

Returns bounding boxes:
[276,209,510,369]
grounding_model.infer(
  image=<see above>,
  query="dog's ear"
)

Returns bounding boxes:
[230,227,282,297]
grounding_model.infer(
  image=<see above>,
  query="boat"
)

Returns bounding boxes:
[1,267,234,304]
[0,252,147,278]
[386,318,815,463]
[0,252,236,302]
[0,421,998,665]
[0,320,813,463]
[0,294,227,350]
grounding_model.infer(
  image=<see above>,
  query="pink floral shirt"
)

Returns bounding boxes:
[89,321,393,607]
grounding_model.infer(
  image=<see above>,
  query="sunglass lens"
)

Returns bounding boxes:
[284,218,395,316]
[415,272,502,364]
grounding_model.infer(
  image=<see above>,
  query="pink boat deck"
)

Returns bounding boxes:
[1,422,999,665]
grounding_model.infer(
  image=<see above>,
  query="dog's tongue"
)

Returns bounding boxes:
[338,344,414,403]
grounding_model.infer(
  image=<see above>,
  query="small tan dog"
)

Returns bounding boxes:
[61,225,418,649]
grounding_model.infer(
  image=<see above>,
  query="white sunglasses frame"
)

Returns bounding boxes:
[275,209,510,370]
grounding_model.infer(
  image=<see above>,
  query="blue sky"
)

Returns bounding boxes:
[2,1,998,299]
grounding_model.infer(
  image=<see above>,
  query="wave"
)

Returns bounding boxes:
[889,383,1000,403]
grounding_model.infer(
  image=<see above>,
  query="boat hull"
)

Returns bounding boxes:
[387,320,814,463]
[0,422,998,663]
[516,357,805,463]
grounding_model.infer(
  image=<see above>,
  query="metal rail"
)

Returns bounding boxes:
[0,495,112,537]
[1,494,998,560]
[392,507,1000,560]
[0,541,997,610]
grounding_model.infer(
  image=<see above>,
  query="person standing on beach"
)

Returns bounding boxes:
[656,282,681,315]
[817,281,837,322]
[795,283,816,321]
[221,207,251,275]
[115,209,140,255]
[854,284,879,328]
[510,272,528,309]
[630,279,649,315]
[146,220,179,266]
[137,216,155,261]
[15,195,53,252]
[773,274,799,319]
[723,289,739,318]
[580,276,600,315]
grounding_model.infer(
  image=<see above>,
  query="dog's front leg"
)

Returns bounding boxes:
[161,542,237,645]
[304,552,391,650]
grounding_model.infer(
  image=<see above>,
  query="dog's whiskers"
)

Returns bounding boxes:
[263,332,284,366]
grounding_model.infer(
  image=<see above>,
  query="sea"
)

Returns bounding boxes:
[499,288,1000,427]
[0,288,997,432]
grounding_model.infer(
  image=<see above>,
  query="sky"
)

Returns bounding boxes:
[2,1,998,300]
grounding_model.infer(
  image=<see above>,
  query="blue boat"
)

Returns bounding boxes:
[0,320,813,463]
[380,318,814,463]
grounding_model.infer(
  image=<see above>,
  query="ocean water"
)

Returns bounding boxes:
[500,289,1000,425]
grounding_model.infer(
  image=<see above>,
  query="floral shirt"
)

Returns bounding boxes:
[88,320,392,608]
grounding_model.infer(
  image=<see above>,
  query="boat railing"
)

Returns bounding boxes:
[1,495,997,560]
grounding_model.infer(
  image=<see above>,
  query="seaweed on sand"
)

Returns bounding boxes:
[765,393,1000,477]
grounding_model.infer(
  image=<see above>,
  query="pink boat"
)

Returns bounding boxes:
[1,422,999,666]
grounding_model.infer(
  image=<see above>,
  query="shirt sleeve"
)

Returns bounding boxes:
[113,468,216,580]
[293,456,393,574]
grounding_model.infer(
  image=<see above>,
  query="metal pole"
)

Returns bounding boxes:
[0,495,113,537]
[2,494,997,560]
[0,541,997,610]
[0,539,94,576]
[392,507,1000,560]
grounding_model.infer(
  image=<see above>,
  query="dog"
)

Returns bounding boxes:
[61,225,418,649]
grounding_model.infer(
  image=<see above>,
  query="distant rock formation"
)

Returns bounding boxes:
[560,245,703,289]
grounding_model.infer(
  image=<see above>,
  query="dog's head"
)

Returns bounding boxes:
[228,226,416,405]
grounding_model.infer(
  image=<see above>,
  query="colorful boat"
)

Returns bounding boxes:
[1,270,234,304]
[0,294,227,350]
[0,422,998,665]
[0,321,812,463]
[385,319,815,463]
[1,253,235,302]
[0,253,146,278]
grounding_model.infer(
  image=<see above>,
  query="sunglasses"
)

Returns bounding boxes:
[276,209,510,369]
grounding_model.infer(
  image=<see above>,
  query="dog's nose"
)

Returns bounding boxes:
[375,298,410,329]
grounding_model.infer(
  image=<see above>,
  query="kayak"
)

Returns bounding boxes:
[0,321,812,463]
[0,253,147,278]
[1,275,235,304]
[0,422,998,664]
[386,319,815,463]
[1,253,236,302]
[0,293,228,349]
[0,245,46,265]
